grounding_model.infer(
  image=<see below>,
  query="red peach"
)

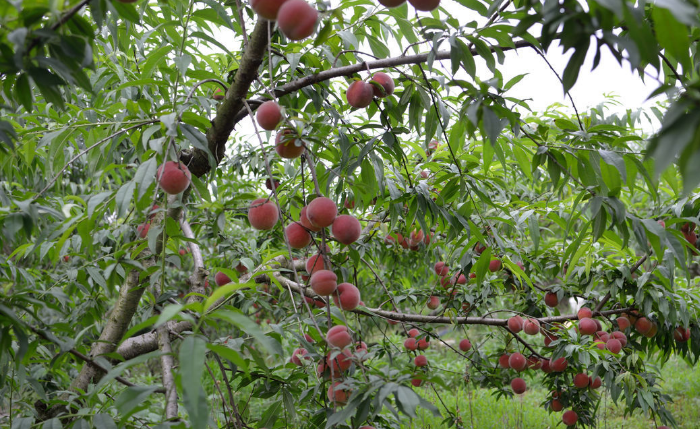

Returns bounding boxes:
[606,338,622,354]
[673,326,691,342]
[552,357,568,372]
[248,198,279,230]
[256,100,282,130]
[578,307,592,320]
[331,214,361,245]
[215,272,231,286]
[562,410,578,426]
[404,338,417,351]
[407,0,440,11]
[310,270,337,296]
[408,328,420,338]
[327,381,350,404]
[634,317,652,334]
[371,72,395,97]
[507,316,524,333]
[250,0,288,19]
[511,377,526,394]
[414,355,428,367]
[346,81,374,108]
[137,222,150,238]
[417,337,430,350]
[275,129,305,159]
[157,161,191,195]
[307,197,337,228]
[573,373,589,388]
[300,206,322,232]
[427,296,440,310]
[332,282,361,311]
[499,354,510,368]
[434,261,449,276]
[579,318,597,335]
[305,253,325,275]
[508,353,527,371]
[213,87,225,100]
[378,0,406,7]
[523,318,540,335]
[488,259,502,272]
[589,376,602,389]
[551,399,563,411]
[611,331,627,347]
[459,339,471,352]
[277,0,318,41]
[326,325,352,349]
[290,348,309,366]
[285,222,312,248]
[544,292,558,307]
[616,316,631,331]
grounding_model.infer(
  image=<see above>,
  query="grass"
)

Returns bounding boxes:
[402,353,700,429]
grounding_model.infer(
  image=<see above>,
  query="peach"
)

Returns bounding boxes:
[157,161,191,194]
[378,0,406,7]
[499,354,510,368]
[474,242,487,255]
[488,259,502,272]
[346,80,374,108]
[579,318,597,335]
[215,272,231,286]
[606,338,622,354]
[277,0,318,40]
[550,399,563,411]
[577,307,592,320]
[594,331,609,342]
[275,129,305,158]
[137,222,150,238]
[589,376,602,389]
[404,338,417,351]
[305,253,324,275]
[439,276,451,288]
[507,315,524,333]
[634,317,652,334]
[332,282,361,310]
[541,359,553,373]
[408,328,420,338]
[300,206,322,232]
[674,326,691,342]
[611,331,627,347]
[417,337,430,350]
[414,355,428,367]
[332,214,361,245]
[290,348,309,366]
[452,273,467,285]
[644,322,658,338]
[407,0,439,11]
[552,357,568,372]
[508,352,527,371]
[523,318,540,335]
[250,0,288,19]
[235,262,248,273]
[544,292,558,307]
[411,377,423,387]
[310,270,337,296]
[371,72,395,97]
[562,410,578,426]
[459,339,471,352]
[307,197,337,228]
[265,177,280,190]
[285,222,312,248]
[256,100,282,130]
[326,325,352,348]
[527,356,543,370]
[434,261,449,276]
[327,381,350,404]
[248,198,279,230]
[573,373,589,388]
[616,316,631,331]
[408,229,424,246]
[213,87,224,100]
[511,378,526,394]
[426,296,440,309]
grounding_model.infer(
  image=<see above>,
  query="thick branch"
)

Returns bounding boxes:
[231,40,534,125]
[186,20,271,178]
[157,325,179,419]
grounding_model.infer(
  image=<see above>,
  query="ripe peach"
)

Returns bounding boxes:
[408,328,420,338]
[499,354,510,368]
[378,0,406,7]
[300,206,322,232]
[452,273,467,285]
[277,0,318,40]
[427,296,440,310]
[326,325,352,348]
[327,381,350,404]
[552,357,568,372]
[408,229,424,246]
[307,197,337,228]
[508,353,527,371]
[611,331,627,347]
[250,0,288,19]
[589,376,602,389]
[434,261,449,276]
[634,317,652,334]
[488,259,502,272]
[562,410,578,426]
[616,316,631,331]
[215,272,231,286]
[541,359,553,373]
[544,292,558,307]
[404,338,417,351]
[577,307,592,320]
[673,326,691,342]
[157,161,191,194]
[606,338,622,354]
[459,339,471,352]
[523,318,540,335]
[644,322,658,338]
[332,214,361,245]
[414,355,428,367]
[474,242,487,255]
[265,177,280,190]
[248,198,279,230]
[550,399,563,411]
[411,377,423,387]
[507,316,524,333]
[346,80,374,108]
[310,270,337,296]
[290,348,309,365]
[579,318,597,335]
[213,87,224,100]
[137,222,150,238]
[527,356,543,370]
[332,282,361,310]
[511,378,526,394]
[407,0,440,11]
[275,129,305,158]
[594,331,609,342]
[326,350,353,374]
[573,373,589,388]
[417,337,430,350]
[370,72,395,97]
[256,100,282,130]
[305,253,324,275]
[285,222,312,248]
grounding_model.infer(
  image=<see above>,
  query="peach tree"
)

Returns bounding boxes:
[1,0,700,428]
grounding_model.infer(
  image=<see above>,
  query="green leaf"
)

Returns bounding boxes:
[562,40,590,93]
[114,386,159,419]
[179,336,208,428]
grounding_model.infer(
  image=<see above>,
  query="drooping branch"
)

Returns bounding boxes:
[230,40,535,125]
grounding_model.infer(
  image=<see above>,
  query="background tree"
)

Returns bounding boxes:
[1,0,700,428]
